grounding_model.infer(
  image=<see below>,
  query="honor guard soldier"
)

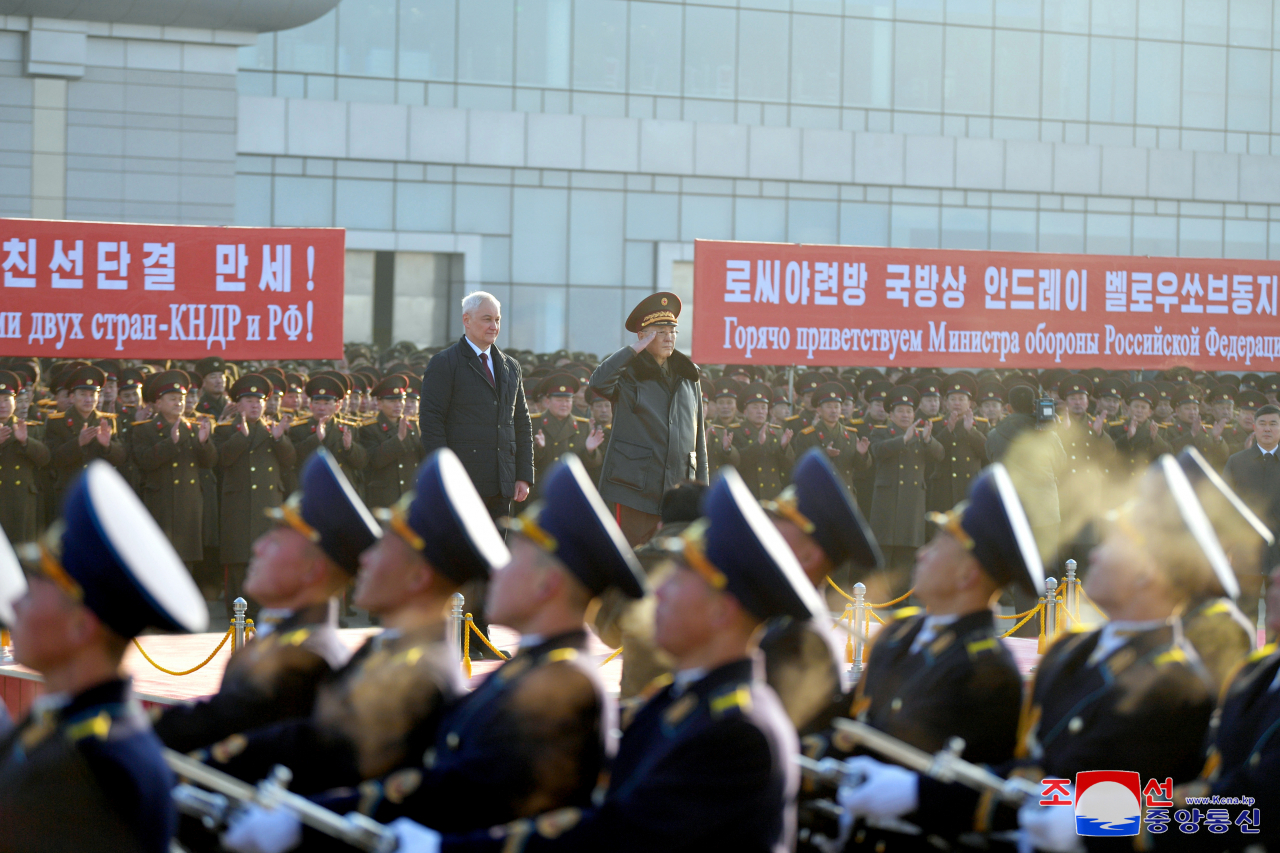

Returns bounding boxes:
[928,373,988,514]
[0,461,209,853]
[45,365,126,507]
[793,382,870,488]
[1056,373,1115,479]
[1094,375,1127,422]
[385,466,821,853]
[215,374,297,618]
[987,457,1221,851]
[531,374,604,500]
[869,386,943,573]
[116,368,145,420]
[783,371,826,432]
[1166,385,1230,468]
[0,369,49,544]
[913,375,944,422]
[1110,382,1173,477]
[129,370,217,572]
[976,381,1006,426]
[206,448,504,811]
[760,449,882,734]
[829,464,1041,849]
[733,383,795,500]
[707,380,742,477]
[290,374,368,495]
[155,449,377,754]
[359,375,424,509]
[193,356,231,418]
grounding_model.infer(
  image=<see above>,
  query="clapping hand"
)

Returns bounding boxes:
[1148,421,1159,440]
[825,441,840,458]
[96,420,111,447]
[397,416,409,441]
[270,419,286,440]
[857,435,870,454]
[197,418,210,443]
[921,419,934,443]
[780,428,793,448]
[721,430,733,451]
[171,419,182,444]
[963,410,974,431]
[534,429,546,448]
[586,426,605,452]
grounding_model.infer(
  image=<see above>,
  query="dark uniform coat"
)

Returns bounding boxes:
[359,414,424,509]
[531,413,592,501]
[792,419,868,487]
[927,418,988,512]
[214,417,295,564]
[129,415,217,562]
[0,679,176,853]
[44,408,126,505]
[0,415,48,543]
[760,616,845,736]
[1109,420,1173,478]
[288,415,368,497]
[439,657,798,853]
[849,415,883,518]
[1165,420,1230,469]
[707,422,741,478]
[1225,445,1280,571]
[367,630,611,834]
[1056,417,1115,479]
[733,422,795,500]
[202,622,461,794]
[869,425,943,548]
[195,392,230,419]
[590,348,709,514]
[153,601,351,753]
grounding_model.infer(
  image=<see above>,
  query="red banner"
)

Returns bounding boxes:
[0,219,344,359]
[692,240,1280,371]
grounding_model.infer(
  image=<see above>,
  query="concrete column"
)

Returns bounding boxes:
[30,77,66,220]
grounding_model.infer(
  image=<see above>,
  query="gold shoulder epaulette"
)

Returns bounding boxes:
[529,410,544,419]
[25,420,40,426]
[37,399,56,407]
[572,415,590,423]
[800,425,816,435]
[710,683,753,718]
[47,411,65,419]
[929,415,946,422]
[132,418,151,427]
[849,418,865,425]
[1107,419,1126,427]
[893,606,922,620]
[973,416,989,423]
[727,422,740,428]
[872,423,889,429]
[96,412,117,419]
[966,637,998,657]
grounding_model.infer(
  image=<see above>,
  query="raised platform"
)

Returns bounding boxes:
[0,623,1042,722]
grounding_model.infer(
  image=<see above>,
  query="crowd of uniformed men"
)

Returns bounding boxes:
[2,323,1280,853]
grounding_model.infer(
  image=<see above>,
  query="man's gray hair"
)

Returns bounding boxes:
[461,290,500,316]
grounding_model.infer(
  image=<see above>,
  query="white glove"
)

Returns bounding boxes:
[835,756,920,821]
[1018,797,1084,853]
[389,818,442,853]
[221,804,302,853]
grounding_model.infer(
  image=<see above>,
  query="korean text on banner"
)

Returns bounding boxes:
[691,239,1280,371]
[0,219,344,359]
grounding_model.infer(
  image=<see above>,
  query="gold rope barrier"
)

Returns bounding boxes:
[869,589,915,608]
[600,647,623,666]
[461,613,512,678]
[133,625,233,676]
[1000,602,1043,639]
[825,577,914,611]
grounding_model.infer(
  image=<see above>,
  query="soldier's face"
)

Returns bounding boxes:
[354,532,430,615]
[10,578,90,672]
[771,402,790,422]
[1129,400,1152,424]
[246,528,320,607]
[867,399,887,420]
[240,397,264,421]
[118,388,139,407]
[819,401,842,424]
[946,393,970,415]
[918,396,940,417]
[1238,409,1255,430]
[644,325,677,360]
[890,404,914,429]
[715,398,737,420]
[842,399,856,418]
[203,372,224,394]
[282,391,300,410]
[548,395,573,418]
[1064,392,1089,416]
[591,399,612,424]
[156,391,184,420]
[1213,400,1234,422]
[0,394,12,420]
[980,401,1004,421]
[744,401,769,427]
[379,397,404,420]
[912,532,974,606]
[654,564,721,660]
[100,379,117,404]
[1176,401,1198,423]
[310,398,337,420]
[72,388,98,415]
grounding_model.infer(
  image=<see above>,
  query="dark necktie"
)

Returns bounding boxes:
[479,352,495,388]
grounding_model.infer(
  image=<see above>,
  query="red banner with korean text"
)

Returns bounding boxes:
[692,239,1280,371]
[0,219,344,359]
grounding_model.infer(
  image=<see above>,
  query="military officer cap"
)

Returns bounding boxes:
[372,375,409,399]
[0,369,20,395]
[766,449,883,571]
[21,461,207,639]
[714,378,741,400]
[506,454,645,599]
[405,376,422,400]
[1261,375,1280,394]
[544,373,580,397]
[269,449,380,575]
[667,467,826,622]
[260,365,287,388]
[0,522,25,628]
[811,382,844,406]
[1057,374,1093,399]
[284,372,306,394]
[195,356,226,377]
[231,373,271,400]
[386,448,509,585]
[1239,373,1262,391]
[943,373,977,398]
[1164,366,1194,382]
[1205,384,1236,405]
[1217,374,1241,389]
[1095,377,1127,400]
[119,368,145,392]
[855,368,884,391]
[1237,389,1267,411]
[771,387,791,405]
[796,372,825,395]
[1168,383,1198,407]
[1177,447,1273,577]
[866,380,893,404]
[92,359,121,382]
[913,374,943,397]
[1126,381,1156,403]
[63,365,107,392]
[887,384,919,410]
[741,383,771,405]
[925,464,1045,594]
[150,370,191,398]
[625,291,681,332]
[977,381,1005,404]
[306,374,346,400]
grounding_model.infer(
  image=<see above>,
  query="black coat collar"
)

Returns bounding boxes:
[630,349,699,383]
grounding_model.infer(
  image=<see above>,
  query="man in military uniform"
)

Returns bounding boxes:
[706,380,742,478]
[289,374,367,495]
[1110,382,1172,478]
[827,464,1041,850]
[1165,385,1230,468]
[928,373,988,514]
[733,382,794,500]
[359,375,424,509]
[976,381,1005,426]
[781,371,825,434]
[1056,373,1114,479]
[381,466,819,853]
[216,374,297,618]
[760,449,882,735]
[770,388,792,426]
[1206,383,1249,457]
[194,356,231,418]
[848,381,892,518]
[530,374,604,500]
[0,370,48,544]
[793,382,869,488]
[44,365,126,507]
[129,370,217,572]
[0,461,208,853]
[870,385,943,575]
[155,450,377,755]
[1095,375,1126,422]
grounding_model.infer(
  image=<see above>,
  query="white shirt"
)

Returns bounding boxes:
[518,633,544,650]
[671,667,708,697]
[1086,619,1166,667]
[464,335,491,361]
[1258,445,1278,458]
[909,613,961,654]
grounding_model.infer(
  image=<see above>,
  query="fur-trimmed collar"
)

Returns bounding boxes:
[630,349,700,383]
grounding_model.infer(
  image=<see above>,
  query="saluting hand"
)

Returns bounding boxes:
[534,429,546,448]
[632,328,658,354]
